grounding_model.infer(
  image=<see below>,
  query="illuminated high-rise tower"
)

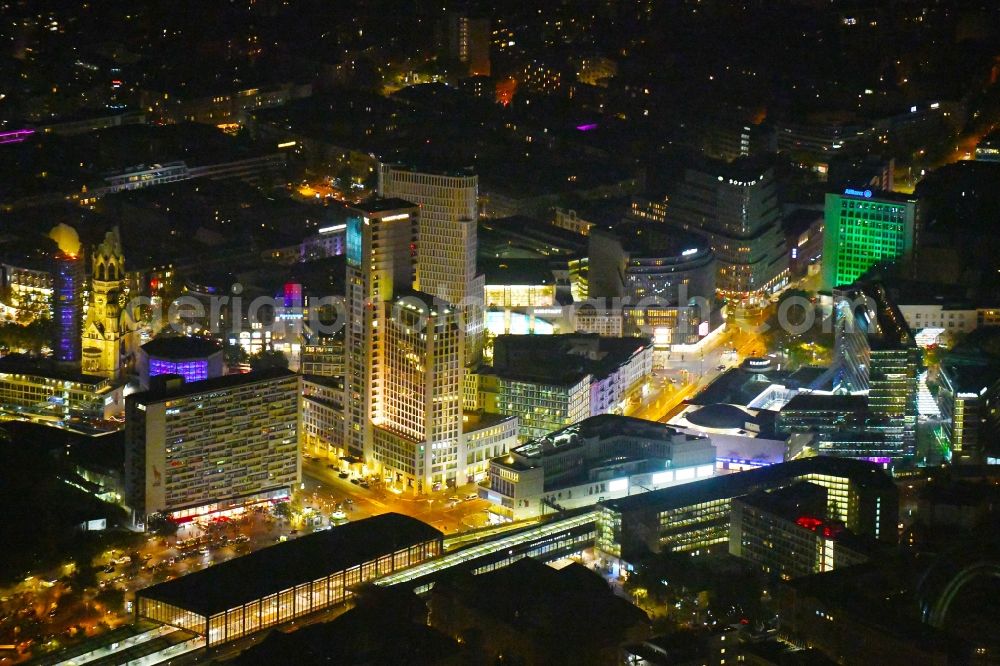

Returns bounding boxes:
[378,163,485,366]
[343,198,468,492]
[344,199,419,457]
[48,224,83,363]
[822,189,917,290]
[833,284,918,461]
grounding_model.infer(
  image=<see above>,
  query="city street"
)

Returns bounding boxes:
[627,322,771,424]
[299,458,495,535]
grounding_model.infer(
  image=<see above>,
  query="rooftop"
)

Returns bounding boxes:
[141,336,222,360]
[0,356,109,386]
[481,258,554,285]
[600,456,895,514]
[130,368,297,405]
[350,198,418,214]
[513,414,698,460]
[782,393,868,412]
[593,221,711,259]
[137,513,442,617]
[490,334,649,385]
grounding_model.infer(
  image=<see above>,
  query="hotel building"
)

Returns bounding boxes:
[124,369,301,525]
[665,158,788,299]
[343,199,420,458]
[378,164,485,364]
[372,289,465,492]
[822,190,917,290]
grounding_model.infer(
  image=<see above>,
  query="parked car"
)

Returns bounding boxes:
[464,493,478,501]
[338,472,350,479]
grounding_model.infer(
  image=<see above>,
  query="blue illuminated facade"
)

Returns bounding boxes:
[53,252,82,362]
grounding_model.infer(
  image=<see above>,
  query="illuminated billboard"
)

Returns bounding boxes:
[346,215,363,266]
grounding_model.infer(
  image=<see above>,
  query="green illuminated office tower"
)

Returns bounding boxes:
[822,190,917,290]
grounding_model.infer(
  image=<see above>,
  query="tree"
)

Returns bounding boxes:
[224,340,249,367]
[146,514,178,537]
[249,349,288,372]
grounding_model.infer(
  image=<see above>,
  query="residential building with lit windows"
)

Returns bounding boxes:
[378,164,485,365]
[0,261,52,319]
[665,158,788,299]
[822,190,917,290]
[135,514,442,647]
[445,13,491,77]
[124,369,301,525]
[595,457,896,571]
[484,415,715,521]
[833,284,918,461]
[301,374,346,460]
[552,207,596,236]
[300,332,345,379]
[730,482,873,580]
[629,194,668,224]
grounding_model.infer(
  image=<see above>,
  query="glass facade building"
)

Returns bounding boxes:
[136,514,442,647]
[52,251,83,363]
[595,457,897,568]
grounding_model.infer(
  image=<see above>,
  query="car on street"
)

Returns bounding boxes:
[338,472,349,479]
[717,365,726,371]
[327,463,337,470]
[350,478,360,485]
[464,493,478,501]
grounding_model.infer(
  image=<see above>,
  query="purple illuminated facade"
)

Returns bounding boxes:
[139,336,225,389]
[52,251,83,362]
[148,358,210,383]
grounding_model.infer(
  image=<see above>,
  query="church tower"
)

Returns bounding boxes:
[82,228,135,378]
